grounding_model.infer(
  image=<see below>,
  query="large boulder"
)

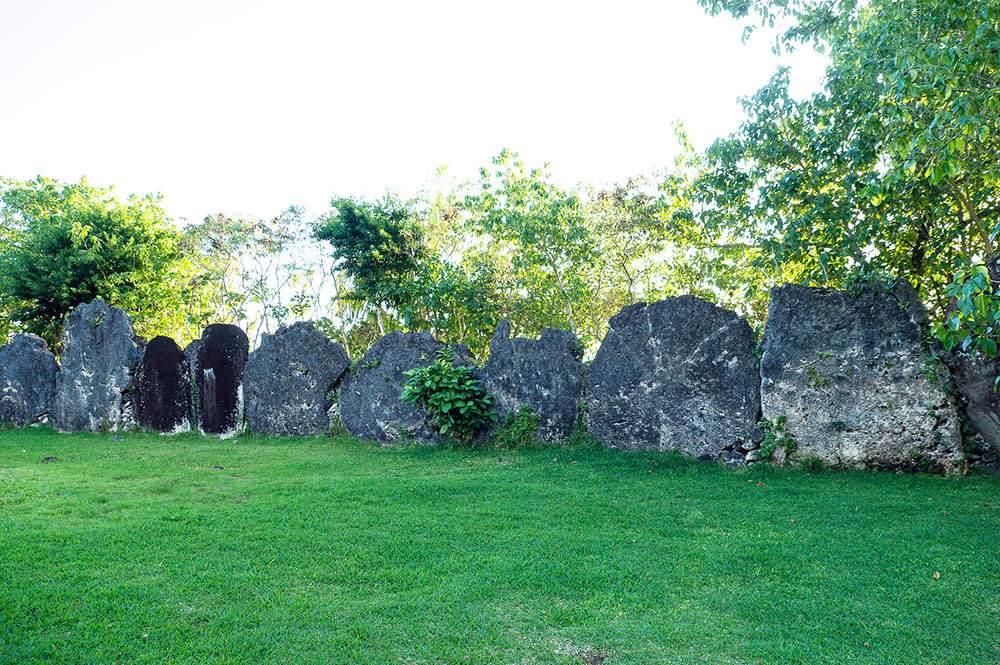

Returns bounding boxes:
[760,283,962,471]
[945,352,1000,462]
[0,335,58,428]
[52,300,143,432]
[244,322,351,436]
[482,320,585,441]
[134,336,193,434]
[585,297,760,464]
[196,324,248,437]
[340,331,475,444]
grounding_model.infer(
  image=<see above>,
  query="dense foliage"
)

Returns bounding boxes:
[0,177,187,344]
[693,0,1000,352]
[400,347,496,441]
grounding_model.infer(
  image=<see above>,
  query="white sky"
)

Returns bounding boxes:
[0,0,827,224]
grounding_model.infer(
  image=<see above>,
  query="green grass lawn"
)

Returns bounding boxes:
[1,429,998,664]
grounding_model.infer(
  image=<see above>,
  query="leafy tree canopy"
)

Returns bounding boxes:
[0,176,184,344]
[693,0,1000,353]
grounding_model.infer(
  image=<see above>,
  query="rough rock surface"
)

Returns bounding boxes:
[134,336,192,434]
[196,324,248,437]
[184,340,201,429]
[52,300,142,432]
[585,297,760,463]
[244,321,351,436]
[340,331,475,444]
[760,283,962,471]
[0,335,58,427]
[483,320,585,441]
[944,351,1000,460]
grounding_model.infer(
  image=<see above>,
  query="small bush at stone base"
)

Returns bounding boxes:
[400,347,496,443]
[491,406,541,449]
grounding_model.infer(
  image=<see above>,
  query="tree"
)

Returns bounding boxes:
[0,176,186,344]
[464,150,595,340]
[693,0,1000,351]
[313,194,506,356]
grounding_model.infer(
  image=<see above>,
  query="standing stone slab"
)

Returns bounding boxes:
[586,297,760,464]
[244,321,351,436]
[760,283,962,471]
[340,331,475,444]
[945,352,1000,460]
[483,320,585,442]
[52,301,142,432]
[0,335,58,428]
[134,336,192,434]
[196,324,248,437]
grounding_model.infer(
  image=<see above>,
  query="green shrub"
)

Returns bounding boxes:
[491,406,541,449]
[400,348,496,442]
[759,416,798,462]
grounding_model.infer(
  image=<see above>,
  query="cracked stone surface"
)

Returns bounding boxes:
[196,324,248,437]
[244,321,351,436]
[585,296,760,462]
[760,283,962,471]
[340,331,475,444]
[52,300,142,432]
[0,334,58,427]
[482,320,585,442]
[134,336,193,434]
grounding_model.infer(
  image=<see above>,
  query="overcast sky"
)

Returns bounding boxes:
[0,0,827,223]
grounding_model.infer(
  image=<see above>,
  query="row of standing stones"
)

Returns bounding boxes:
[0,285,996,472]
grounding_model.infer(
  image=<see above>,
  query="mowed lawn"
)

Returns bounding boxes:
[1,429,998,665]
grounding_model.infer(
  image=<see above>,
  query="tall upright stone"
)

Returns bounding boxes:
[340,331,475,444]
[945,351,1000,461]
[244,322,351,436]
[760,283,962,471]
[196,324,248,437]
[52,300,142,432]
[134,336,192,434]
[585,297,761,464]
[0,335,58,428]
[483,320,585,441]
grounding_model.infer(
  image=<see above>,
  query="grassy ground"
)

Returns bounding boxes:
[0,429,998,665]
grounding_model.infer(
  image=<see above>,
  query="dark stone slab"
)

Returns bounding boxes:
[134,336,192,433]
[244,321,351,436]
[196,324,248,436]
[760,283,961,471]
[482,320,584,442]
[945,351,1000,458]
[52,300,142,432]
[340,331,475,443]
[0,335,58,428]
[585,297,761,462]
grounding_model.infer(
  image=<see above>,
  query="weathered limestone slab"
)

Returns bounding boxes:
[52,300,142,432]
[585,297,761,464]
[196,324,248,437]
[340,331,475,444]
[945,352,1000,459]
[134,336,192,434]
[244,321,351,436]
[0,335,58,427]
[760,283,962,471]
[483,320,584,441]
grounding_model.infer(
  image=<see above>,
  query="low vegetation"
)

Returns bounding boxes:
[2,429,998,664]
